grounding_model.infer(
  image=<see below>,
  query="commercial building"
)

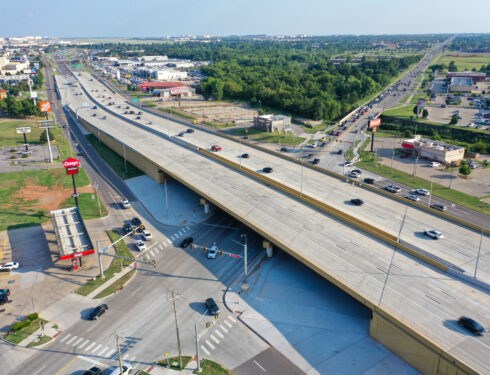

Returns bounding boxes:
[449,77,475,93]
[446,71,486,83]
[254,114,291,132]
[401,136,465,164]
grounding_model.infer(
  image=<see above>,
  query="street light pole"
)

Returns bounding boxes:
[195,323,200,372]
[241,234,248,281]
[97,240,104,279]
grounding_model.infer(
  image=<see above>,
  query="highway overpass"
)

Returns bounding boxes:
[55,69,490,375]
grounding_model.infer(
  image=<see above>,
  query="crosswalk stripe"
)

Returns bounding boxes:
[205,339,215,350]
[65,335,78,345]
[201,345,210,355]
[85,342,96,351]
[98,347,109,356]
[123,353,130,359]
[130,356,136,362]
[215,330,224,339]
[219,325,228,334]
[78,339,90,350]
[167,239,172,245]
[224,321,232,328]
[91,344,102,353]
[210,334,220,344]
[109,350,118,358]
[170,235,175,241]
[72,337,84,346]
[177,230,183,236]
[228,315,237,323]
[159,244,164,250]
[150,250,154,256]
[60,333,71,343]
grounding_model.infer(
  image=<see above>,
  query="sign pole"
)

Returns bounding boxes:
[23,133,28,151]
[72,173,79,207]
[370,131,375,153]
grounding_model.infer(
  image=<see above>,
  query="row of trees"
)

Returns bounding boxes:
[0,95,42,117]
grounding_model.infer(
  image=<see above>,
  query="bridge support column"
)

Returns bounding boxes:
[200,198,210,214]
[263,241,273,258]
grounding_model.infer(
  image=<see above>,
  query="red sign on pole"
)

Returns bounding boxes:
[66,167,79,175]
[39,101,52,112]
[63,157,80,168]
[369,118,381,128]
[228,254,241,259]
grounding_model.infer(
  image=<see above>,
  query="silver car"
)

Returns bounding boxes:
[424,229,444,239]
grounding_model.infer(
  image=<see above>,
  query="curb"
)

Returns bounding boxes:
[91,265,137,299]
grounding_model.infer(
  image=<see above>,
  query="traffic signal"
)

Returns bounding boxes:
[215,315,219,320]
[220,250,224,256]
[203,246,207,253]
[190,243,194,250]
[206,322,210,328]
[132,228,136,235]
[140,224,145,231]
[152,260,156,267]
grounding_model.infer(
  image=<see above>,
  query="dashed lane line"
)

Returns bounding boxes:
[201,345,210,355]
[205,340,215,350]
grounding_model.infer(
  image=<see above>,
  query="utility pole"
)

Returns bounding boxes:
[171,290,183,370]
[116,334,124,375]
[474,226,484,279]
[97,240,104,279]
[241,234,248,281]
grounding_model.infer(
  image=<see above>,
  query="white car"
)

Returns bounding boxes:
[405,194,420,202]
[121,199,131,209]
[142,229,152,241]
[109,363,133,375]
[415,188,430,196]
[424,229,444,239]
[135,240,146,251]
[344,161,353,167]
[385,185,401,193]
[207,245,218,259]
[430,161,441,167]
[349,171,360,178]
[0,262,19,270]
[311,142,318,148]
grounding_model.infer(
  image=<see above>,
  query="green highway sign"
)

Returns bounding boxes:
[132,98,139,102]
[72,64,83,68]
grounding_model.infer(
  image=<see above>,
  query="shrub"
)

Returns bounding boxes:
[27,313,39,321]
[21,153,28,158]
[10,155,17,159]
[9,148,16,153]
[11,320,30,332]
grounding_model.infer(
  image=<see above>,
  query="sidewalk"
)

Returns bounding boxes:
[85,262,136,299]
[18,321,61,347]
[147,359,198,374]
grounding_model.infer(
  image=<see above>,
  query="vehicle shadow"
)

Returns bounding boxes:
[80,307,94,321]
[443,319,472,336]
[188,301,207,314]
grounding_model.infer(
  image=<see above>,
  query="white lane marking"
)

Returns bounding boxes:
[215,330,224,339]
[254,360,266,372]
[72,337,84,347]
[205,340,215,350]
[177,230,183,236]
[149,250,154,257]
[91,344,102,353]
[85,342,96,351]
[228,315,236,323]
[78,339,90,350]
[98,347,109,356]
[65,335,78,345]
[183,227,188,232]
[60,333,71,343]
[33,365,46,375]
[170,235,175,241]
[224,321,232,328]
[219,325,228,334]
[210,334,220,344]
[201,345,210,355]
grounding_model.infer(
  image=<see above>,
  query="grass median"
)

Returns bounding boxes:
[230,127,305,146]
[75,230,135,296]
[95,269,136,298]
[26,335,53,347]
[4,318,47,345]
[356,150,490,215]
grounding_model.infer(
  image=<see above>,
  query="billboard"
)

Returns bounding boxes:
[16,127,31,134]
[39,101,52,112]
[369,118,381,128]
[63,157,80,168]
[170,86,189,95]
[124,74,132,78]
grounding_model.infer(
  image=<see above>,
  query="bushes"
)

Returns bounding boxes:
[11,313,39,331]
[28,313,39,321]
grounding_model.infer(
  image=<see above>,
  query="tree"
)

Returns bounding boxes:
[413,106,418,116]
[459,161,471,176]
[210,78,224,101]
[422,109,429,118]
[40,129,55,142]
[450,114,459,125]
[448,61,458,72]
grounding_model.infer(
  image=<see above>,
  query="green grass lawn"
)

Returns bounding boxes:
[4,318,47,344]
[95,269,136,298]
[230,127,305,146]
[0,168,91,231]
[61,192,108,220]
[158,356,192,371]
[26,335,53,347]
[300,122,332,134]
[356,150,490,215]
[198,359,233,375]
[158,107,196,120]
[85,134,144,180]
[383,105,446,126]
[75,230,134,296]
[0,119,45,147]
[435,53,490,71]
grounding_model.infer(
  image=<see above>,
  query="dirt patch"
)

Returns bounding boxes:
[12,182,94,212]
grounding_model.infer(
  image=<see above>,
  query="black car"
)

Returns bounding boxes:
[92,106,97,109]
[241,153,250,158]
[205,298,220,315]
[263,167,273,173]
[364,178,375,184]
[312,158,320,165]
[178,132,185,137]
[458,317,485,335]
[430,203,448,212]
[0,288,11,296]
[337,150,343,155]
[0,294,8,305]
[305,153,313,158]
[280,147,287,152]
[123,223,133,234]
[81,367,103,375]
[350,199,364,206]
[180,237,194,248]
[89,304,108,320]
[243,136,250,139]
[351,169,362,175]
[132,217,142,226]
[186,128,194,133]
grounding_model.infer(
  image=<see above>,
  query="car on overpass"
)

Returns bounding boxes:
[350,199,364,206]
[211,145,222,152]
[430,203,448,212]
[385,185,401,193]
[405,194,420,202]
[263,167,273,173]
[424,229,444,239]
[415,188,430,196]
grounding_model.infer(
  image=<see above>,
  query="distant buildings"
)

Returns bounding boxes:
[446,72,486,93]
[402,136,465,164]
[254,114,291,132]
[446,72,486,83]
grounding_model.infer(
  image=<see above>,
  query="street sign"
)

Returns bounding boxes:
[16,127,31,134]
[124,74,131,78]
[132,98,138,102]
[229,254,241,259]
[31,91,38,99]
[63,157,80,168]
[72,64,83,68]
[39,101,52,112]
[66,167,79,175]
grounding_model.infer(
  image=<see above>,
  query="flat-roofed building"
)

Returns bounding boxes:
[449,77,475,93]
[401,136,465,164]
[254,114,291,132]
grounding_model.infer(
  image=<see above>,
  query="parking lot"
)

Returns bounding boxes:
[426,95,489,129]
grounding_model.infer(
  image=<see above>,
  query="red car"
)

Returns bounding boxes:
[211,145,222,152]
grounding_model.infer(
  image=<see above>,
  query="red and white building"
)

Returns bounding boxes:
[401,136,465,164]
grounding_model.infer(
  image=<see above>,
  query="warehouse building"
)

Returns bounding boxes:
[446,71,486,83]
[401,136,465,164]
[449,77,475,93]
[254,114,291,132]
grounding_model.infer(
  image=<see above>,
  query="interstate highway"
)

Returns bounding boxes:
[69,70,490,284]
[57,71,490,374]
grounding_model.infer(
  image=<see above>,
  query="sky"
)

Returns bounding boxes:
[1,0,490,38]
